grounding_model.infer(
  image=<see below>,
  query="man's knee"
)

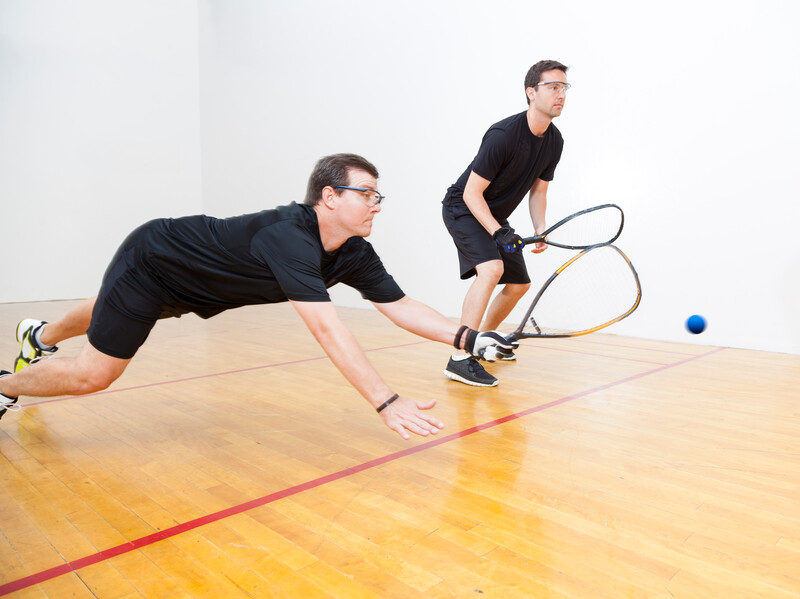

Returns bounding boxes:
[70,368,119,394]
[71,346,129,394]
[505,282,531,299]
[475,260,504,284]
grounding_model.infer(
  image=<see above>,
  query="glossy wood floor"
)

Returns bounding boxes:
[1,300,799,598]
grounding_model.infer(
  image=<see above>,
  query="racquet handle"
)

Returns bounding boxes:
[521,233,545,244]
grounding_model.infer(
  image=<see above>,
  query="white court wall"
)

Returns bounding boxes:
[0,0,202,301]
[3,0,800,354]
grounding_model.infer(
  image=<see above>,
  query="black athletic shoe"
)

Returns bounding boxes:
[0,370,19,420]
[443,356,499,387]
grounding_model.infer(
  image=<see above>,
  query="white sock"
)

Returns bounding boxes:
[33,324,56,351]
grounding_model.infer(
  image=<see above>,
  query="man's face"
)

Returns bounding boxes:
[530,69,569,118]
[335,169,383,238]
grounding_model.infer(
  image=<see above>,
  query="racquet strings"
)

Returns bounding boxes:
[543,204,623,247]
[521,244,640,337]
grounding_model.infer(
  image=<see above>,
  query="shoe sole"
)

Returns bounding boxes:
[16,319,40,344]
[0,371,18,419]
[14,320,50,373]
[14,328,35,372]
[0,398,18,420]
[443,369,499,387]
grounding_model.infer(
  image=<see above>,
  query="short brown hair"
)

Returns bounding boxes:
[524,60,569,104]
[304,153,380,205]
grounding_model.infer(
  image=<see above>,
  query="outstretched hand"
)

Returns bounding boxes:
[379,395,445,440]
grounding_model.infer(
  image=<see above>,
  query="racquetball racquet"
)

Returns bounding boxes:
[511,243,641,340]
[481,243,641,359]
[521,204,624,250]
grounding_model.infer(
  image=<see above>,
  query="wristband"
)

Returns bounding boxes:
[453,325,469,349]
[464,328,479,353]
[376,393,400,413]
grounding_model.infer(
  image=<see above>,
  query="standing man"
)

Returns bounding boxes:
[442,60,569,387]
[0,153,515,439]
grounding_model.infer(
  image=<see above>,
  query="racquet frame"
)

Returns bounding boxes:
[508,243,642,341]
[521,203,624,250]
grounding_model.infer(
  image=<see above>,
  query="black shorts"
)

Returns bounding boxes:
[87,224,184,359]
[442,202,530,284]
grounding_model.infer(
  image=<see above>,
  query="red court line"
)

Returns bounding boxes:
[25,340,429,407]
[23,336,673,408]
[0,346,725,595]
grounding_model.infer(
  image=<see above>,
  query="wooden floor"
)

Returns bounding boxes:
[1,300,799,598]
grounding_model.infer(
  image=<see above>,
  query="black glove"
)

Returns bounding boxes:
[464,330,519,362]
[492,226,525,253]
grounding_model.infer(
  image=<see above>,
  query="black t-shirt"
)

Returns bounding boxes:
[444,111,564,220]
[124,202,404,319]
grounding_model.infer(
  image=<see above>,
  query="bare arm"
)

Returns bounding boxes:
[463,171,501,235]
[290,300,444,439]
[373,296,461,344]
[375,297,516,357]
[528,178,549,254]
